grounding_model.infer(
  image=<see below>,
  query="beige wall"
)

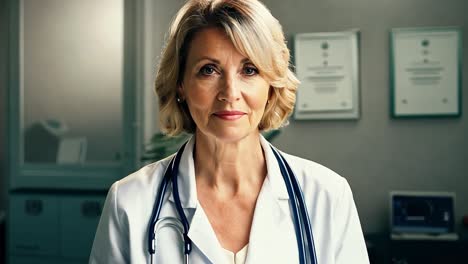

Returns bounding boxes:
[261,0,468,234]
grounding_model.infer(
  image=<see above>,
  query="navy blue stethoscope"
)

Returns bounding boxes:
[147,141,318,264]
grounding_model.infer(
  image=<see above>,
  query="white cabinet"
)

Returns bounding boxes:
[8,193,105,263]
[9,195,60,257]
[10,256,86,264]
[60,196,104,259]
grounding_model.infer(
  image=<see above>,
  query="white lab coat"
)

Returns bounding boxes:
[89,136,369,263]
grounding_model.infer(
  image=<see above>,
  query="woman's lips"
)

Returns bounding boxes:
[213,110,246,120]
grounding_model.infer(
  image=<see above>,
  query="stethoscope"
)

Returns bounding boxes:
[147,141,318,264]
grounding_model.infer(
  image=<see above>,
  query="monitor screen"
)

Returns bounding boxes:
[391,193,455,234]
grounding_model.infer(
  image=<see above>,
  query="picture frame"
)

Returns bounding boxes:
[390,27,462,117]
[293,30,360,120]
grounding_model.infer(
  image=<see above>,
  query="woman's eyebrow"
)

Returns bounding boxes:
[241,58,253,64]
[192,57,252,65]
[193,56,220,64]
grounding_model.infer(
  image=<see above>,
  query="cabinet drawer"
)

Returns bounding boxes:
[9,256,86,264]
[60,195,105,258]
[9,194,60,256]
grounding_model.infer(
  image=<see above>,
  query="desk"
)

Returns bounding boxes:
[365,234,468,264]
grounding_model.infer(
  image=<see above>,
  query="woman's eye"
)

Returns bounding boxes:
[199,65,217,75]
[243,65,259,76]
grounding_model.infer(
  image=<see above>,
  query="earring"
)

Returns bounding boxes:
[176,97,182,103]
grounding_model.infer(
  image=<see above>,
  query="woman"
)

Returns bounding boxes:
[90,0,369,263]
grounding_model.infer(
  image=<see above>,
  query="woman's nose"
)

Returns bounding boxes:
[217,74,241,102]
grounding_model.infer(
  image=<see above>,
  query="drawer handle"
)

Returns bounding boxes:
[81,201,102,218]
[25,199,43,216]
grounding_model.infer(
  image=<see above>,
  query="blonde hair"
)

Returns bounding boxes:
[155,0,299,136]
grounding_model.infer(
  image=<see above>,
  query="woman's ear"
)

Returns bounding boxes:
[178,83,185,101]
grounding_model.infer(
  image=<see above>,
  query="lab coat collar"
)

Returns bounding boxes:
[259,135,290,200]
[168,134,290,208]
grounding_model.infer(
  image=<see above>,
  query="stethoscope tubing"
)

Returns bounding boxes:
[171,148,192,255]
[272,146,318,264]
[150,217,186,264]
[271,147,308,263]
[148,157,173,254]
[148,142,190,256]
[286,161,318,263]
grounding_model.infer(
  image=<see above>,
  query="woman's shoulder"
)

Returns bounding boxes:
[279,151,349,194]
[122,155,173,185]
[107,155,175,206]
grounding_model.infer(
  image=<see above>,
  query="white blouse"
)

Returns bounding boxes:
[222,244,249,264]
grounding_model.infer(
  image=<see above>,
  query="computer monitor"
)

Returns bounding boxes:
[390,191,458,240]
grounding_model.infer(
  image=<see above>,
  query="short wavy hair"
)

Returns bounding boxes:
[155,0,299,136]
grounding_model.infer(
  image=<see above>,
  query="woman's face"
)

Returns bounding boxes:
[180,27,270,143]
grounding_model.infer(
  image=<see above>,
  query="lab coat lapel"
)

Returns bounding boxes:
[246,137,299,263]
[166,137,224,263]
[187,204,226,264]
[245,177,298,263]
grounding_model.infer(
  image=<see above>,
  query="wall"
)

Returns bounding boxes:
[0,0,8,212]
[148,0,468,235]
[143,0,185,143]
[261,0,468,234]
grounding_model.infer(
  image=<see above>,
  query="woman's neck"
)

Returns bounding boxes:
[193,131,266,198]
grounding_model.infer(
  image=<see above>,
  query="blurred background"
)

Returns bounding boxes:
[0,0,467,263]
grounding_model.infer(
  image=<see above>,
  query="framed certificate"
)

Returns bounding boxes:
[390,27,462,117]
[293,30,360,120]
